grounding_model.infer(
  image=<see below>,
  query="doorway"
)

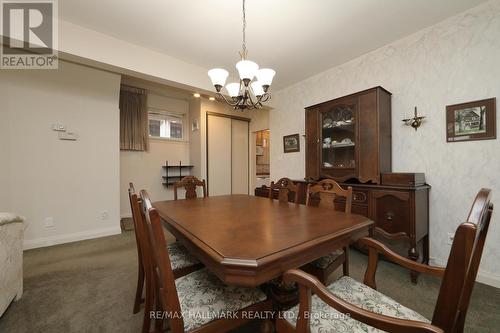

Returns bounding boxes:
[255,129,270,188]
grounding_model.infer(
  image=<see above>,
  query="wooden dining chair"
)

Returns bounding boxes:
[303,179,353,283]
[269,177,299,203]
[174,176,207,200]
[140,190,274,333]
[128,184,203,333]
[277,188,493,333]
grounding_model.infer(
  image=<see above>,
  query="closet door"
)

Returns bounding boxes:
[207,115,232,196]
[231,119,249,194]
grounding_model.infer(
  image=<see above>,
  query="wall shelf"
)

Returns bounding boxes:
[163,161,193,187]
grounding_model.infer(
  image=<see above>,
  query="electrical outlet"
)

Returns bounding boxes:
[101,211,109,221]
[447,232,455,245]
[44,217,54,228]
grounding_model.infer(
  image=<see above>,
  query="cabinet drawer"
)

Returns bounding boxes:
[333,202,368,217]
[335,189,368,204]
[371,190,411,235]
[352,190,368,204]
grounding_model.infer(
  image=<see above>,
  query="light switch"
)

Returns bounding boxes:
[52,122,66,132]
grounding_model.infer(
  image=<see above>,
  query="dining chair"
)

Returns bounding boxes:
[174,176,207,200]
[303,179,353,283]
[140,190,274,333]
[269,177,299,203]
[128,184,203,333]
[277,188,493,333]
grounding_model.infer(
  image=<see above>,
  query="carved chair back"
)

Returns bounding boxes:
[140,190,185,333]
[269,177,299,203]
[306,179,353,214]
[129,183,152,275]
[432,188,493,333]
[128,185,154,301]
[128,183,142,259]
[174,176,207,200]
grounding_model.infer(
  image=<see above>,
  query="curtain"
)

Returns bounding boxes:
[119,86,149,151]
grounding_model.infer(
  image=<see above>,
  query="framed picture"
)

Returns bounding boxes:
[283,134,300,153]
[446,98,496,142]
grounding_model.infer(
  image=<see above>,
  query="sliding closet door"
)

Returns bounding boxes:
[207,115,232,196]
[207,114,249,196]
[231,119,249,194]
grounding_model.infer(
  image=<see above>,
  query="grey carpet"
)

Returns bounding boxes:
[0,231,499,332]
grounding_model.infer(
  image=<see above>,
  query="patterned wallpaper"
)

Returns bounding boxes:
[269,0,500,284]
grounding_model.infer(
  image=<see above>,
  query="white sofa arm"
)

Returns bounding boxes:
[0,213,25,317]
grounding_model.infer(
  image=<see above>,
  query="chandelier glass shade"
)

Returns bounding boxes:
[207,0,275,110]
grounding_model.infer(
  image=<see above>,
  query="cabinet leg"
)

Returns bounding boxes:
[408,245,419,284]
[423,235,430,265]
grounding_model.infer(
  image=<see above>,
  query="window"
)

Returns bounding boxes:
[148,111,184,140]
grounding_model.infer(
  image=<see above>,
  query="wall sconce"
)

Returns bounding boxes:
[402,107,425,131]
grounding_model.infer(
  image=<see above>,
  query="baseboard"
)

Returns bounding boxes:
[23,226,122,250]
[430,257,500,289]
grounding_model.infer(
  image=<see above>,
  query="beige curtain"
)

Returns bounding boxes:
[119,86,149,151]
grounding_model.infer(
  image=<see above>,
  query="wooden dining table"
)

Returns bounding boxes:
[153,194,373,288]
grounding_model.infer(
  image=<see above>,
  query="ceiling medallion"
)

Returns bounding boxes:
[207,0,276,110]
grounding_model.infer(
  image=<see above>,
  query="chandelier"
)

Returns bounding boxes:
[207,0,276,110]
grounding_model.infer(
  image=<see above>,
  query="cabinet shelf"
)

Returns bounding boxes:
[323,143,355,149]
[322,124,354,129]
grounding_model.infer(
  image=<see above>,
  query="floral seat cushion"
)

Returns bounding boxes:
[312,249,344,269]
[175,268,267,331]
[285,276,428,333]
[167,242,201,271]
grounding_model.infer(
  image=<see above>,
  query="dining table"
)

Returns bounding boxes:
[153,194,373,290]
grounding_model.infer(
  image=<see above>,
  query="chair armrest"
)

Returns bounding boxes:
[357,237,445,289]
[283,269,443,333]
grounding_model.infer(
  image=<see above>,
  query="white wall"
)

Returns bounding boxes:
[270,0,500,286]
[0,61,122,249]
[120,93,190,217]
[0,105,11,212]
[58,19,213,92]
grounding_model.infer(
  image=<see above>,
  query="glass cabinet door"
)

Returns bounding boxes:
[321,103,356,169]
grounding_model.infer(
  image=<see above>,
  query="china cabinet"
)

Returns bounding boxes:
[259,87,432,283]
[305,86,391,184]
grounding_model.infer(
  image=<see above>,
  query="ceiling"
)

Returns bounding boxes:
[59,0,487,90]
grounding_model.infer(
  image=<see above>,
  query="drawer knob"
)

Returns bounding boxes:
[353,192,366,202]
[386,212,395,221]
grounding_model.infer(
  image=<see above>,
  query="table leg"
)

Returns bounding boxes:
[260,318,274,333]
[267,277,298,311]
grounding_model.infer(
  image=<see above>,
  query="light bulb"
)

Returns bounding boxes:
[207,68,229,88]
[251,81,265,96]
[236,60,259,81]
[256,68,276,87]
[225,83,241,97]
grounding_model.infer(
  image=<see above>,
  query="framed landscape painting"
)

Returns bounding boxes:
[446,98,496,142]
[283,134,300,153]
